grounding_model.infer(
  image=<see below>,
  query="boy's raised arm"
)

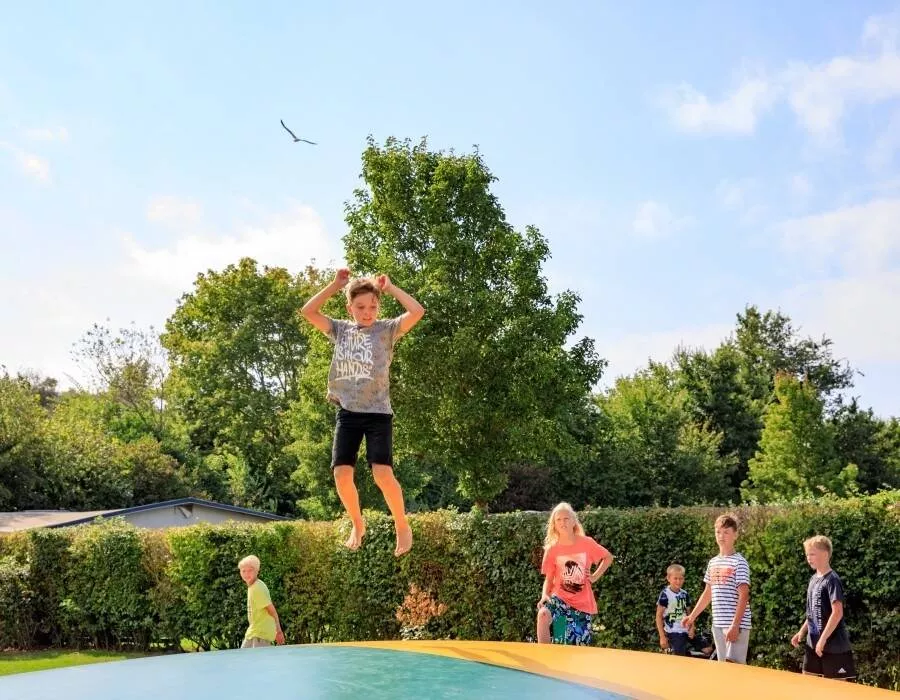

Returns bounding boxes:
[301,269,349,334]
[377,274,425,335]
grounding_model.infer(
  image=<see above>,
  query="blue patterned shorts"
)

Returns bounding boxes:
[544,595,593,646]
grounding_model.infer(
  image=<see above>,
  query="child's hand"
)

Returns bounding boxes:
[815,638,826,657]
[375,274,393,293]
[687,624,696,640]
[334,268,351,287]
[275,629,285,645]
[536,594,550,610]
[659,634,669,650]
[790,631,803,648]
[681,614,694,630]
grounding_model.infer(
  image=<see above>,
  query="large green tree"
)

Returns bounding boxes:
[675,306,855,490]
[744,373,857,502]
[0,373,50,510]
[830,399,900,494]
[592,363,736,507]
[161,258,320,513]
[335,136,603,507]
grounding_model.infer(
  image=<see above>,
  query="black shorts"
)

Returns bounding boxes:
[666,632,690,656]
[331,408,393,468]
[803,646,856,681]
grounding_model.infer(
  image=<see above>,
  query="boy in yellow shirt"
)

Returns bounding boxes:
[238,555,284,648]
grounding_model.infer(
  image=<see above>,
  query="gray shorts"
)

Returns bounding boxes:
[711,626,750,663]
[241,637,272,649]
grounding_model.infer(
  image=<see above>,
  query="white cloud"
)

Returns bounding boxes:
[598,322,734,386]
[123,202,340,293]
[783,272,900,365]
[661,12,900,139]
[779,197,900,274]
[661,78,778,134]
[789,173,813,198]
[867,108,900,169]
[1,202,342,389]
[776,196,900,365]
[715,178,767,224]
[632,200,691,238]
[716,178,755,210]
[783,52,900,139]
[0,142,51,183]
[146,195,204,228]
[24,127,69,142]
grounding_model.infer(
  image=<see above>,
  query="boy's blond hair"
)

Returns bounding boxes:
[715,513,740,531]
[666,563,685,576]
[346,277,381,303]
[238,555,261,572]
[543,502,586,550]
[804,535,833,556]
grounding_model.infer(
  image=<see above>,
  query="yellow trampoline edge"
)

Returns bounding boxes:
[330,640,897,699]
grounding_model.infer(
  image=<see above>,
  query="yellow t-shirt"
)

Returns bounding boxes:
[245,579,276,642]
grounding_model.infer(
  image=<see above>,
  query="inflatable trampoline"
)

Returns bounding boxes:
[0,641,894,699]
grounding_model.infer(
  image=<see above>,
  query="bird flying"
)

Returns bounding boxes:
[280,120,317,145]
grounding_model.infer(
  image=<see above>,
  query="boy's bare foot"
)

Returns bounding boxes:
[394,522,413,557]
[345,520,366,551]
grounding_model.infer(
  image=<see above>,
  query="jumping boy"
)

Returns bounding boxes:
[301,268,424,556]
[238,555,284,648]
[682,514,752,663]
[790,535,856,681]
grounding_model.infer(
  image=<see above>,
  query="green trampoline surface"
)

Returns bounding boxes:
[0,646,627,699]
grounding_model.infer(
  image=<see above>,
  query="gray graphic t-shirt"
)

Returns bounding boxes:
[326,317,403,414]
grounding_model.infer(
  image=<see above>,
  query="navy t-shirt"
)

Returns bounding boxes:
[806,570,852,654]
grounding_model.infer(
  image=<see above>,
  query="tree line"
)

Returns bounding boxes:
[2,137,898,516]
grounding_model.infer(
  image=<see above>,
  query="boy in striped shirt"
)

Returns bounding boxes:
[682,514,752,663]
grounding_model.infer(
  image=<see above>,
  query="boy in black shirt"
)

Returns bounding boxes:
[790,535,856,681]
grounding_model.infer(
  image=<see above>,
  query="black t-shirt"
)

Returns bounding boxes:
[806,570,852,654]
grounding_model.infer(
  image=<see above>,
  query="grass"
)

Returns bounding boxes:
[0,650,149,677]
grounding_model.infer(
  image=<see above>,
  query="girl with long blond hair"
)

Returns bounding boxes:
[536,502,614,645]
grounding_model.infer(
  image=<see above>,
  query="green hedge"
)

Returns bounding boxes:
[0,495,898,689]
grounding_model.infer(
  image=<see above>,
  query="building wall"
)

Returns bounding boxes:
[120,504,277,529]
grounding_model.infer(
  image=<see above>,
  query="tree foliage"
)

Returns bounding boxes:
[161,259,320,513]
[744,373,857,502]
[340,136,604,506]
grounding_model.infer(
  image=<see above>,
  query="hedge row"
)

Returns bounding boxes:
[1,494,898,689]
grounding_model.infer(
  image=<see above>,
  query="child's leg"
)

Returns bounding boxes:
[332,410,367,550]
[726,629,750,664]
[536,605,552,643]
[372,464,411,556]
[711,627,727,662]
[366,413,412,556]
[668,633,690,656]
[334,466,365,549]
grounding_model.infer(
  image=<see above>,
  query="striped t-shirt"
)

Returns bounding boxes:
[704,552,752,629]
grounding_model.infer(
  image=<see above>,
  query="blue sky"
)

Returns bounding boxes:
[2,2,899,417]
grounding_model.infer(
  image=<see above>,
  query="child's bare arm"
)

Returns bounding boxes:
[730,583,750,631]
[791,620,808,647]
[683,584,711,627]
[589,552,614,583]
[815,600,843,651]
[537,574,553,608]
[301,269,349,334]
[655,605,668,648]
[265,603,284,644]
[377,275,424,335]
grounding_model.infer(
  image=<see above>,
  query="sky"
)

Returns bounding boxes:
[1,1,899,418]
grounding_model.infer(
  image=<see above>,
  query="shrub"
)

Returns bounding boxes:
[0,494,897,689]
